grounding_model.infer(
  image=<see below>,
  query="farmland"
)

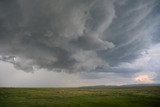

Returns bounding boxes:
[0,86,160,107]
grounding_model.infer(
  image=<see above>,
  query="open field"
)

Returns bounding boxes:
[0,86,160,107]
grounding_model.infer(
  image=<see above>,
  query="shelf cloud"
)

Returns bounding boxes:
[0,0,160,78]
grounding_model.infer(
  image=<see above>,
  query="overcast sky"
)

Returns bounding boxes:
[0,0,160,87]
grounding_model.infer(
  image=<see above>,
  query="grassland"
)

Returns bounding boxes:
[0,86,160,107]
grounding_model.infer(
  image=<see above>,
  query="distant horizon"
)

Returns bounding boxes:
[1,83,160,88]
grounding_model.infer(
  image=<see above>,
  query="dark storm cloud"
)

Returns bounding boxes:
[0,0,160,73]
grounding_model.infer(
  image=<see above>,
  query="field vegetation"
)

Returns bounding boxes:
[0,86,160,107]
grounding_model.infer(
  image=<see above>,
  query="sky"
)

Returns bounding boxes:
[0,0,160,87]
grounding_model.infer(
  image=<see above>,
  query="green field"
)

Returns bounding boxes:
[0,86,160,107]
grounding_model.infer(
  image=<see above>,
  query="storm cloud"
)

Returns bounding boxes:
[0,0,160,74]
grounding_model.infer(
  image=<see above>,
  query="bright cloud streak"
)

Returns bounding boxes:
[135,74,154,83]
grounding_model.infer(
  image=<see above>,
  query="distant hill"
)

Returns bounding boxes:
[121,83,160,87]
[79,84,160,89]
[79,85,110,89]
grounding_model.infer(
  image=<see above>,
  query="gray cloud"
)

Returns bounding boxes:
[0,0,160,74]
[98,0,160,65]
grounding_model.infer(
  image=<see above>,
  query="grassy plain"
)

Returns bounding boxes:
[0,86,160,107]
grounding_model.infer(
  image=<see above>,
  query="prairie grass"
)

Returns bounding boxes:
[0,86,160,107]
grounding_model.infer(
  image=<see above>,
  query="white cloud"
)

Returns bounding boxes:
[134,74,155,83]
